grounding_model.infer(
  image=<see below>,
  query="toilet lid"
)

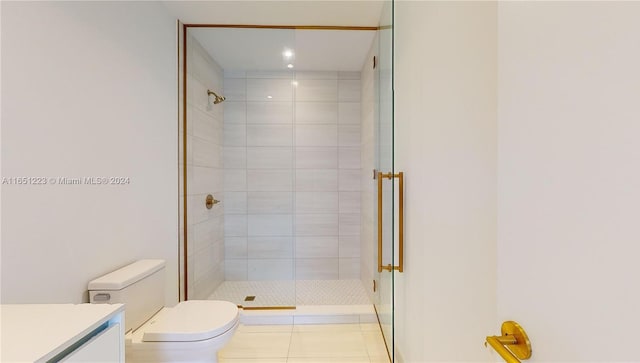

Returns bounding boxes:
[142,300,238,342]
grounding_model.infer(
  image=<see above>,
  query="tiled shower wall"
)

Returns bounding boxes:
[223,71,362,281]
[183,34,225,299]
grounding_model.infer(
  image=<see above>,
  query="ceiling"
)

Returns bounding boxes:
[161,1,384,27]
[189,28,377,71]
[164,1,383,72]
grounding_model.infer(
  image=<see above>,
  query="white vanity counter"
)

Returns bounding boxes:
[1,303,124,362]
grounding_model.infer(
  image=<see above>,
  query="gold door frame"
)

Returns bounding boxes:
[179,23,378,301]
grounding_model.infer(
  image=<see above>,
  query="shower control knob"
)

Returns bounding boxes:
[205,194,220,209]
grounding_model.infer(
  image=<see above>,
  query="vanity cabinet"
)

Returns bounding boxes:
[0,303,124,362]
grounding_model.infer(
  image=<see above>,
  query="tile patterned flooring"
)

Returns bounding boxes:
[208,280,371,307]
[219,323,391,363]
[212,280,388,362]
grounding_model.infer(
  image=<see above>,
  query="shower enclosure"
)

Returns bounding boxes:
[178,1,397,359]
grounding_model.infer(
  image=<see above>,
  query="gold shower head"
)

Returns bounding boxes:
[207,90,226,104]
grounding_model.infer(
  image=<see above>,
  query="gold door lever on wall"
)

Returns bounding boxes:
[377,171,404,273]
[485,321,532,363]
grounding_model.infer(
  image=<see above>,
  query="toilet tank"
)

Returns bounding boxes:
[88,259,165,333]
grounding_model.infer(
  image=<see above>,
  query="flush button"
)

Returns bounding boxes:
[93,293,111,302]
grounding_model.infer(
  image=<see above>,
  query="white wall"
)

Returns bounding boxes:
[498,3,640,361]
[1,2,178,305]
[394,2,497,361]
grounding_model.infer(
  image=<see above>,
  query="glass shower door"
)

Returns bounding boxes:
[375,0,397,361]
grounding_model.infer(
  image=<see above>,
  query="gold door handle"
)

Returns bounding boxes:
[377,171,404,273]
[485,321,532,363]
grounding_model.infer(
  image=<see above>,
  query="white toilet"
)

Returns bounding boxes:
[88,259,238,363]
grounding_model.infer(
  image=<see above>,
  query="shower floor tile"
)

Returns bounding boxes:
[207,279,370,307]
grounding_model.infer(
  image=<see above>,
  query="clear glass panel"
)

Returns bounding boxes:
[183,27,297,307]
[375,0,395,360]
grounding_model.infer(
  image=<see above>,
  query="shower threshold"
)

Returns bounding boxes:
[208,280,376,325]
[238,304,377,325]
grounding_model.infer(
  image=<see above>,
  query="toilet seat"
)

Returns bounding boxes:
[141,300,239,342]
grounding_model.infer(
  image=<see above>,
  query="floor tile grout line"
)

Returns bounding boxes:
[285,321,295,363]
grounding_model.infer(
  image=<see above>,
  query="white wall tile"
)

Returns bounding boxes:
[247,70,293,79]
[190,46,217,83]
[191,218,220,256]
[247,79,293,102]
[224,147,246,169]
[192,137,220,168]
[339,236,360,258]
[248,214,293,236]
[224,192,247,214]
[248,192,293,214]
[295,259,339,279]
[295,214,339,236]
[296,125,338,147]
[248,237,294,258]
[248,259,294,280]
[247,147,292,169]
[187,76,210,112]
[296,192,339,213]
[295,147,338,169]
[295,102,338,124]
[295,236,339,258]
[188,194,208,225]
[224,124,246,146]
[296,79,338,102]
[184,134,193,165]
[295,170,338,192]
[247,169,293,191]
[224,70,245,79]
[339,192,361,213]
[338,125,361,146]
[191,106,218,141]
[338,71,361,80]
[338,80,361,102]
[295,71,338,80]
[338,102,361,125]
[339,213,360,236]
[194,245,217,280]
[339,258,361,279]
[225,237,248,259]
[339,147,361,169]
[225,215,247,237]
[247,102,293,124]
[224,170,246,191]
[247,125,293,147]
[224,78,246,101]
[224,101,246,124]
[339,169,361,191]
[225,260,247,280]
[191,166,217,195]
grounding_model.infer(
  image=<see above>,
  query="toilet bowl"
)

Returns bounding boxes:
[88,260,238,363]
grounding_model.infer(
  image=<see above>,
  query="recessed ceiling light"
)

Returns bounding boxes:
[287,64,294,69]
[267,95,273,99]
[283,49,294,58]
[291,81,298,86]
